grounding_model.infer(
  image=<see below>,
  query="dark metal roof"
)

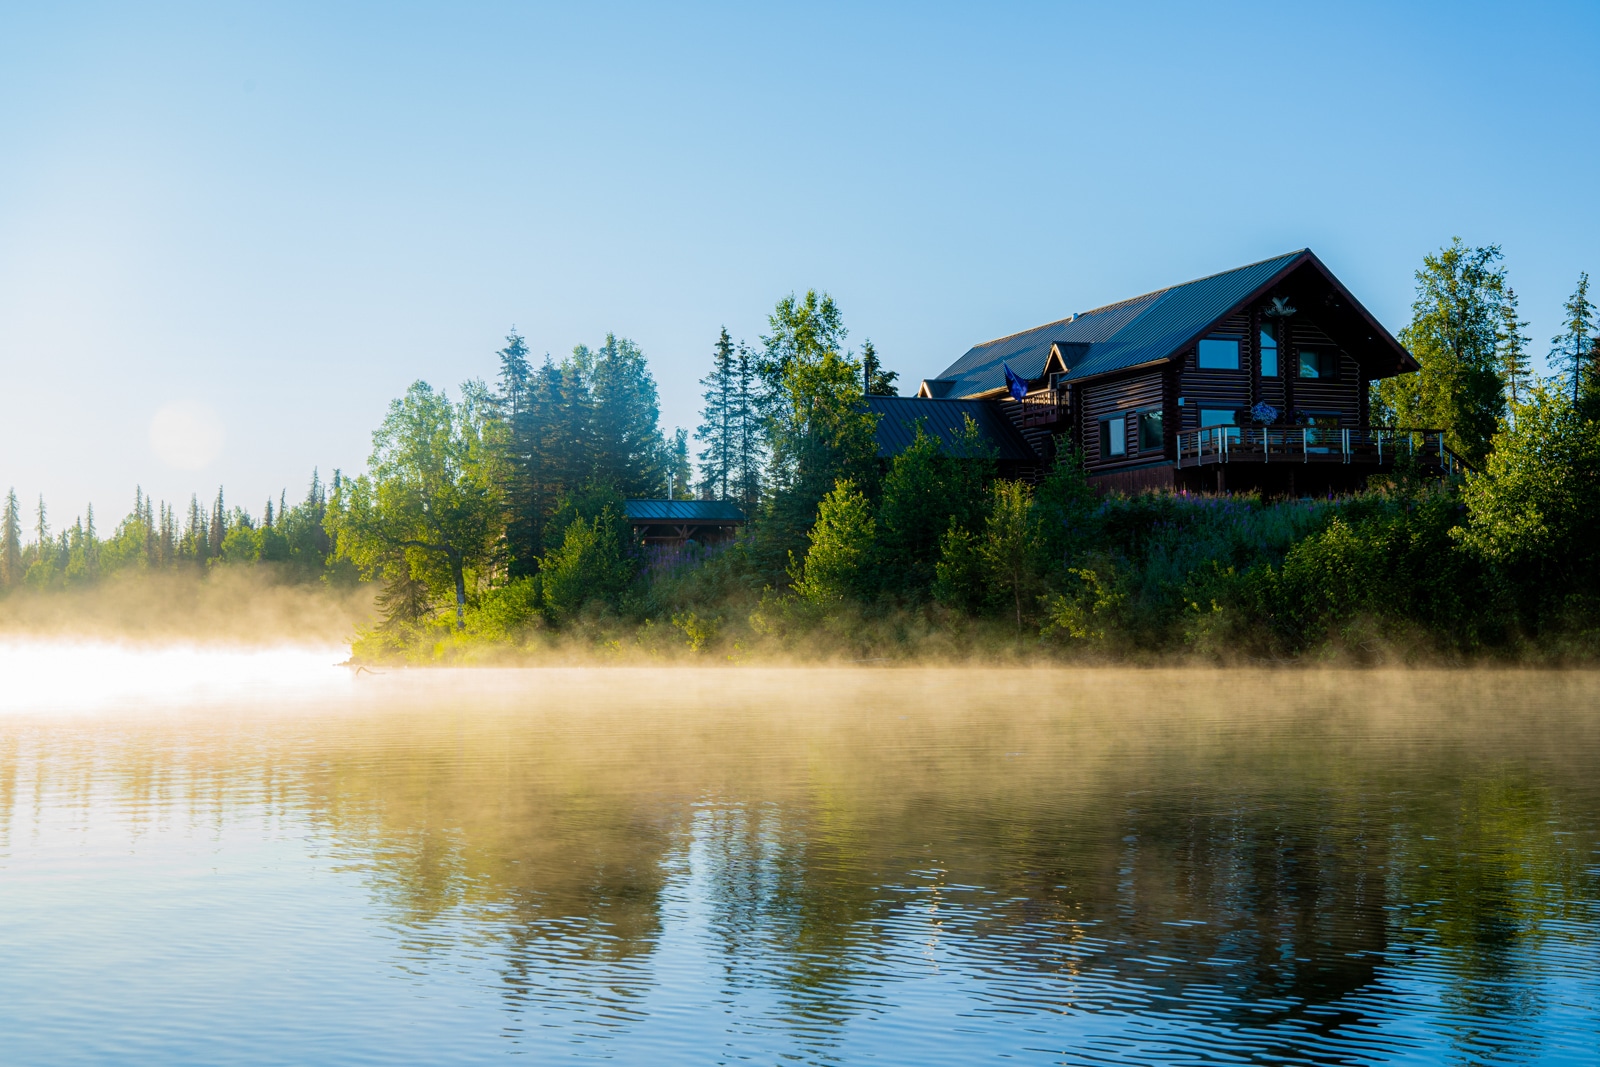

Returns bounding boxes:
[933,250,1311,396]
[865,396,1037,462]
[623,500,746,522]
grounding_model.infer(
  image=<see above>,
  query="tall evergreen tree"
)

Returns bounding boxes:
[159,502,175,564]
[186,495,207,561]
[1497,287,1532,407]
[1374,239,1509,467]
[734,342,763,507]
[34,496,48,558]
[668,428,692,499]
[1,489,20,588]
[507,354,593,562]
[696,327,737,500]
[84,504,98,578]
[1551,272,1595,405]
[496,328,533,419]
[209,488,226,560]
[585,334,667,497]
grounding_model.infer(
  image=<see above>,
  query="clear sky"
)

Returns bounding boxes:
[2,1,1597,525]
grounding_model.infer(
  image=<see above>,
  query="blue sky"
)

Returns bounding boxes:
[2,1,1597,522]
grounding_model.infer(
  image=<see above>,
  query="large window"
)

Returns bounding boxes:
[1258,322,1279,377]
[1199,408,1240,443]
[1139,410,1163,452]
[1197,337,1240,370]
[1298,347,1338,379]
[1100,414,1126,458]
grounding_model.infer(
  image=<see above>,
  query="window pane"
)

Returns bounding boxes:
[1298,348,1336,379]
[1197,338,1240,370]
[1103,417,1126,457]
[1139,411,1163,451]
[1199,409,1235,427]
[1258,323,1278,377]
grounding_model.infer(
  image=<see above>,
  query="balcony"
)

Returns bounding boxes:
[1175,426,1464,475]
[1019,389,1066,427]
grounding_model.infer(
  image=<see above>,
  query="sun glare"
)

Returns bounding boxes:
[0,639,351,713]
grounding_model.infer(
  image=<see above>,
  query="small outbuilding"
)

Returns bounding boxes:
[623,500,747,546]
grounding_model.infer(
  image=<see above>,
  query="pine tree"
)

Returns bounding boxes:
[1,489,21,588]
[263,497,274,529]
[696,327,737,499]
[34,496,48,557]
[1551,272,1595,404]
[496,328,533,419]
[1497,288,1532,407]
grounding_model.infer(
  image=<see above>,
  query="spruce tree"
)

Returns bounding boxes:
[159,502,175,565]
[210,488,226,560]
[84,504,98,577]
[1,489,21,588]
[1551,272,1595,404]
[587,334,667,497]
[668,428,692,499]
[1498,288,1532,407]
[696,327,736,499]
[734,341,764,507]
[34,496,48,558]
[186,495,206,561]
[496,328,533,419]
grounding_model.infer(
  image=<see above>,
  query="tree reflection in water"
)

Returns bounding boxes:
[2,668,1597,1063]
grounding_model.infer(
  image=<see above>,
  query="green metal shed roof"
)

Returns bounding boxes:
[623,500,746,522]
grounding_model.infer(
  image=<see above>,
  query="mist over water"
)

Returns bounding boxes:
[1,657,1597,1065]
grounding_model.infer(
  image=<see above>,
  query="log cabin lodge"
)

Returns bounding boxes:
[870,249,1459,495]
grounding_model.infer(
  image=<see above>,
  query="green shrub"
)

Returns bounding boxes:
[792,479,875,604]
[540,506,637,623]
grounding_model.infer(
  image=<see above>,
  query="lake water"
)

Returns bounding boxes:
[2,648,1598,1065]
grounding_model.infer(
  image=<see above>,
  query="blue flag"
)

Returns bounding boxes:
[1002,361,1028,402]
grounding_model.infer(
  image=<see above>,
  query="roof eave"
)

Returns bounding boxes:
[1062,356,1175,388]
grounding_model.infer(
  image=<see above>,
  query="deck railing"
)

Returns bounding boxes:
[1175,426,1461,474]
[1019,389,1065,427]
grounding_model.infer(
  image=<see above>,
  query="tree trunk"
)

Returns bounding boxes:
[451,552,467,630]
